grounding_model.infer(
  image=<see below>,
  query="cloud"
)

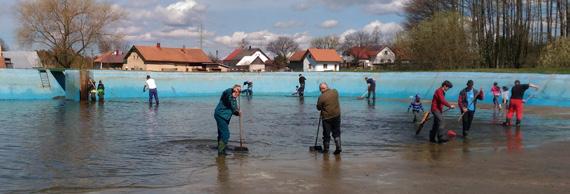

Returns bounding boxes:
[214,30,312,49]
[274,20,304,28]
[292,3,311,11]
[156,0,207,26]
[313,0,408,15]
[339,20,403,43]
[362,20,403,36]
[320,20,339,29]
[123,27,215,41]
[364,0,407,15]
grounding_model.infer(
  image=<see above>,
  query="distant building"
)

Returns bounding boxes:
[223,47,271,72]
[288,48,342,72]
[347,46,396,67]
[94,50,125,70]
[3,51,42,69]
[123,43,213,72]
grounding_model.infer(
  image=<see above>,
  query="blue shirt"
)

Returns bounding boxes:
[466,89,475,111]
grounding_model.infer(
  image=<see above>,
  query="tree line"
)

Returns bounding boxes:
[400,0,570,69]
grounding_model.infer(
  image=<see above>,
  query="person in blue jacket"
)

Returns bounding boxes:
[214,84,242,155]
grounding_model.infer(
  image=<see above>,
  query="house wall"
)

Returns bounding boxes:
[124,52,145,71]
[373,48,396,64]
[249,64,265,72]
[236,51,269,66]
[145,63,205,72]
[303,54,339,71]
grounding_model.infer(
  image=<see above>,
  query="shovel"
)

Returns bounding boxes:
[234,96,249,152]
[309,114,323,152]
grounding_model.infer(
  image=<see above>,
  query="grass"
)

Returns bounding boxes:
[341,67,570,74]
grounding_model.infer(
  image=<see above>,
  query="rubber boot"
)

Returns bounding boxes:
[322,141,330,153]
[503,119,511,126]
[515,120,521,127]
[429,131,437,143]
[333,137,342,155]
[218,141,227,156]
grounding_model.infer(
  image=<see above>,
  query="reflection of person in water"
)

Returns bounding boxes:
[216,156,230,193]
[505,127,523,152]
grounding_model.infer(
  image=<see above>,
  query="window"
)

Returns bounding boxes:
[387,59,392,63]
[384,51,388,55]
[323,64,328,69]
[334,64,338,70]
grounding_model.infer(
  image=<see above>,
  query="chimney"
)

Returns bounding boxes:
[248,45,251,50]
[156,43,161,48]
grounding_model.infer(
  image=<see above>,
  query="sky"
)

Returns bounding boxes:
[0,0,408,57]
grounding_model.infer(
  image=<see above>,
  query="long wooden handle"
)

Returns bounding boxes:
[238,96,243,147]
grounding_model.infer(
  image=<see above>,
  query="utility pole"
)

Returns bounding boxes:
[199,23,204,49]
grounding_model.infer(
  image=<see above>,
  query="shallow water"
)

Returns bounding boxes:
[0,97,569,193]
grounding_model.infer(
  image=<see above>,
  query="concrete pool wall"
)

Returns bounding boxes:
[1,69,569,107]
[0,69,65,100]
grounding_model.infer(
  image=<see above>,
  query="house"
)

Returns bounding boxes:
[223,47,271,72]
[123,43,213,72]
[94,50,125,70]
[288,48,342,72]
[0,46,5,68]
[347,46,397,67]
[2,51,42,69]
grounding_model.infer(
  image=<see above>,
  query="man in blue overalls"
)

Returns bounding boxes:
[214,84,241,155]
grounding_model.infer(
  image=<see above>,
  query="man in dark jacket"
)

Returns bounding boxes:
[430,80,455,143]
[298,74,306,96]
[365,77,376,99]
[316,82,342,154]
[458,80,484,137]
[214,84,241,155]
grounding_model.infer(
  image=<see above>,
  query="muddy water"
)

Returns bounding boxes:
[0,97,569,193]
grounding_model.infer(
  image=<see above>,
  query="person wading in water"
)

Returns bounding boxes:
[316,82,342,154]
[214,84,242,155]
[458,80,484,137]
[430,80,455,144]
[503,80,539,127]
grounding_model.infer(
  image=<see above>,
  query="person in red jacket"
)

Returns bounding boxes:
[430,80,455,143]
[503,80,539,126]
[458,80,484,137]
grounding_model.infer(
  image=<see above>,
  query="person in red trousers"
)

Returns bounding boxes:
[503,80,539,126]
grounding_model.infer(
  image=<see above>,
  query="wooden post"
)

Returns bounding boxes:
[79,70,93,101]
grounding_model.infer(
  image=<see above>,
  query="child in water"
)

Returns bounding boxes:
[408,94,424,122]
[501,86,510,110]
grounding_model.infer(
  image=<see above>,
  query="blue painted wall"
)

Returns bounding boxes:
[0,69,65,100]
[3,69,567,107]
[74,70,570,107]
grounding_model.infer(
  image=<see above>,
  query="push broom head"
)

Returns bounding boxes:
[309,145,323,152]
[234,146,249,152]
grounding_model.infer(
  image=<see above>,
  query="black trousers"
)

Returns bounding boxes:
[430,111,448,142]
[462,110,475,135]
[299,84,305,96]
[322,116,341,143]
[367,88,376,99]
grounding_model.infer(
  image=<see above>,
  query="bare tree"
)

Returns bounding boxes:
[267,36,299,57]
[266,36,299,66]
[16,0,124,68]
[0,38,8,51]
[238,38,250,49]
[310,35,340,50]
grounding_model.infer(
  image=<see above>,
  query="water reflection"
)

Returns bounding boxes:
[320,154,342,193]
[216,156,230,193]
[505,126,523,152]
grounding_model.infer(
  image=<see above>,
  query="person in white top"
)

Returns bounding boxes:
[143,75,159,105]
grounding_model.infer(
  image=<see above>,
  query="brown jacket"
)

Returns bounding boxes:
[317,89,341,120]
